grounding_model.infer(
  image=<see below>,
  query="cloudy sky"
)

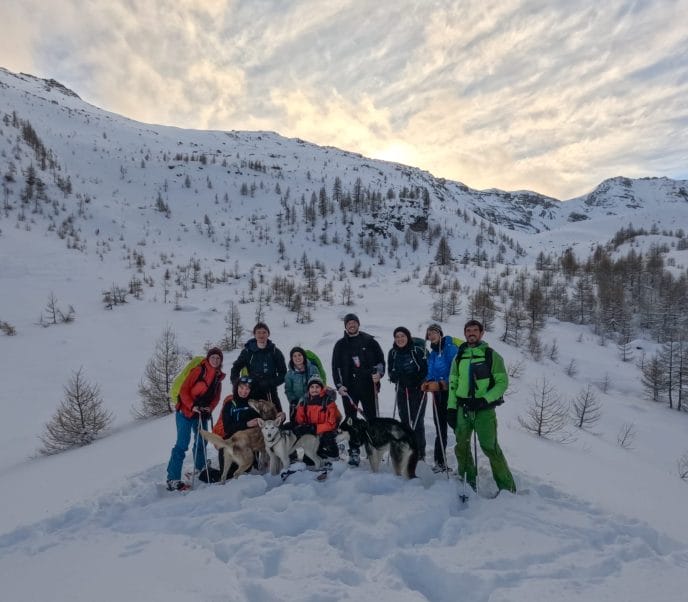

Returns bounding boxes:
[2,0,687,199]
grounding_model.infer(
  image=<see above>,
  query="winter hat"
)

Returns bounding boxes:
[253,322,270,335]
[426,323,444,338]
[393,326,412,347]
[206,347,224,363]
[343,313,360,325]
[307,375,324,389]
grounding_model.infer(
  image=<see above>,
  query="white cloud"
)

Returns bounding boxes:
[1,0,687,198]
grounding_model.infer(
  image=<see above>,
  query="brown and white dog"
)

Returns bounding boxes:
[199,399,277,483]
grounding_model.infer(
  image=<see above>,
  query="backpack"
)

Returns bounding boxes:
[411,337,427,359]
[453,342,504,405]
[305,349,327,385]
[169,356,205,409]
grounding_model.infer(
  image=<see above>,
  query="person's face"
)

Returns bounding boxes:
[464,325,483,345]
[345,320,359,335]
[292,352,305,368]
[394,331,408,347]
[254,328,269,344]
[309,383,322,396]
[208,354,222,368]
[427,330,441,345]
[237,383,251,398]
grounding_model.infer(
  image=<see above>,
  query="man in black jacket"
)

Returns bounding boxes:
[332,313,385,465]
[230,322,287,412]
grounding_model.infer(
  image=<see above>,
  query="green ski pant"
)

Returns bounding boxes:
[454,407,516,492]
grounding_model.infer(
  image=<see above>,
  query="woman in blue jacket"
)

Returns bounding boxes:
[422,324,459,473]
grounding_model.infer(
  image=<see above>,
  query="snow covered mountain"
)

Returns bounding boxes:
[1,67,688,602]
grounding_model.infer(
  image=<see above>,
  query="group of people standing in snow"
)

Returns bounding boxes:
[165,315,515,495]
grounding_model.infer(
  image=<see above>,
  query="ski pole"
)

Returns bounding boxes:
[191,412,201,490]
[411,391,427,431]
[473,425,479,497]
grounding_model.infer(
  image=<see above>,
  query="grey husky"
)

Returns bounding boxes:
[258,414,323,475]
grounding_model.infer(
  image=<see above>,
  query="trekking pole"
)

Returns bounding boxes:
[392,383,398,420]
[373,374,380,418]
[191,412,201,490]
[431,393,450,480]
[411,391,427,431]
[473,425,479,497]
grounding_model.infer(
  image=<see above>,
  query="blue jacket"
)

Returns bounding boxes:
[426,335,460,382]
[284,361,320,404]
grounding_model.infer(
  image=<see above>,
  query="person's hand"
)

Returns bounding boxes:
[337,385,348,397]
[371,372,381,384]
[466,397,486,412]
[447,408,458,430]
[246,418,259,428]
[420,382,429,392]
[293,424,316,437]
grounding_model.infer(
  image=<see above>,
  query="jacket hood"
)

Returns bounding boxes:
[288,346,308,370]
[392,326,413,350]
[245,338,275,352]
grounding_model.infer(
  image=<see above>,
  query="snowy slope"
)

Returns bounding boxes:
[1,67,688,601]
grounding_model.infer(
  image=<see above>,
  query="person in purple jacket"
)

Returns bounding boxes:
[421,324,460,473]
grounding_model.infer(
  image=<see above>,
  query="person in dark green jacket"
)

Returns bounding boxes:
[447,319,516,493]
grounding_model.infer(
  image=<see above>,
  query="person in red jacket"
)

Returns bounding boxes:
[166,347,225,490]
[293,376,342,461]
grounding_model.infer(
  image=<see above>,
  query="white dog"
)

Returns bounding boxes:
[258,415,323,475]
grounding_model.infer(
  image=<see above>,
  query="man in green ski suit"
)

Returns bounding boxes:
[447,319,516,493]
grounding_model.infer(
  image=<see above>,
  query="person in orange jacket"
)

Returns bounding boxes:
[166,347,225,490]
[293,376,342,460]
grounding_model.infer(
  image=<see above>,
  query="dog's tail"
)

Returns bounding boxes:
[199,429,227,449]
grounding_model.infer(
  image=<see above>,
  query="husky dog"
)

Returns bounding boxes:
[339,416,418,479]
[199,399,277,483]
[259,414,323,475]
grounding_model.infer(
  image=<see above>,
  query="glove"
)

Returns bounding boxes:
[337,385,348,397]
[465,397,487,412]
[293,424,316,437]
[447,408,458,430]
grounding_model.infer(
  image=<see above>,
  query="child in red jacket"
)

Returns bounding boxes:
[293,376,342,460]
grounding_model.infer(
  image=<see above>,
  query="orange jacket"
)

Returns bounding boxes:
[294,388,342,435]
[177,359,225,419]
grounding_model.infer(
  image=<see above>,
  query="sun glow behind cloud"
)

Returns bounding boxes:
[1,0,687,199]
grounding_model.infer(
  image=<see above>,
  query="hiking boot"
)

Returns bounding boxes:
[348,449,360,467]
[166,479,189,492]
[432,463,447,474]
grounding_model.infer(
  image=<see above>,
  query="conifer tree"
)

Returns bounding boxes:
[135,326,184,418]
[40,368,113,454]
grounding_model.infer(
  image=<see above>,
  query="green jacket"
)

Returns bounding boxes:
[447,341,507,410]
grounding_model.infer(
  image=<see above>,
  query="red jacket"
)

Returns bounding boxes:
[294,388,342,435]
[177,359,225,418]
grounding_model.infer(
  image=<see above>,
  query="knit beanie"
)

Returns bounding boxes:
[426,323,444,338]
[343,313,360,325]
[307,375,324,389]
[206,347,224,363]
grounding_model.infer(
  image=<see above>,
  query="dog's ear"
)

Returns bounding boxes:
[275,413,285,427]
[257,418,265,427]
